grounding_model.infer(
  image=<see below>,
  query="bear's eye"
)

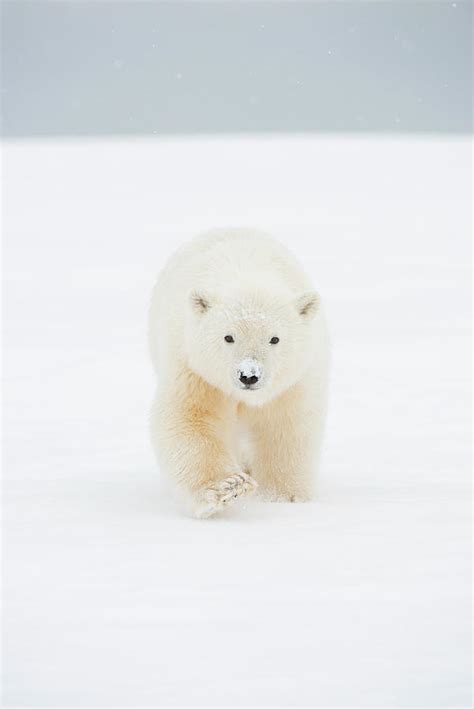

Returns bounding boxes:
[224,335,235,343]
[270,336,280,345]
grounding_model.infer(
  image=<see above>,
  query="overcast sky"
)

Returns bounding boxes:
[2,0,472,136]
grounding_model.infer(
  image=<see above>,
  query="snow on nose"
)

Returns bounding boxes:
[238,358,262,380]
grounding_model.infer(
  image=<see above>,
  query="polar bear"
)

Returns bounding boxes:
[149,229,329,518]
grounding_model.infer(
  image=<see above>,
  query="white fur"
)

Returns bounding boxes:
[149,228,329,517]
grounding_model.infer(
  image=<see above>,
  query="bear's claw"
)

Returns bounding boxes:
[195,472,257,519]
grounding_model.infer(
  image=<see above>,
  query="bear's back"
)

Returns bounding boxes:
[164,229,311,296]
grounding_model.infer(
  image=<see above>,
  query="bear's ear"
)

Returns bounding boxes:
[189,289,214,314]
[295,291,320,319]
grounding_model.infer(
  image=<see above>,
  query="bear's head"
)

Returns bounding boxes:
[185,287,320,406]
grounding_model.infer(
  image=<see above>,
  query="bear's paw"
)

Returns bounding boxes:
[194,472,257,519]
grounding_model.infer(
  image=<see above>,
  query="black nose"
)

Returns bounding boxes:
[239,373,259,386]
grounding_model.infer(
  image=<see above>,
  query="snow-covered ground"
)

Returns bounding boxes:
[3,135,471,707]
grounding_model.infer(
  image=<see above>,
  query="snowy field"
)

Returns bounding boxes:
[2,135,472,707]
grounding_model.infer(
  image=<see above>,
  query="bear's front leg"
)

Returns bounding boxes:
[151,368,257,518]
[248,380,326,502]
